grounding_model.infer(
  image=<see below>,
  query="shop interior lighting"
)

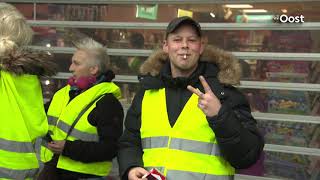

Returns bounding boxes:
[225,4,253,8]
[45,80,50,85]
[210,12,216,18]
[243,9,268,13]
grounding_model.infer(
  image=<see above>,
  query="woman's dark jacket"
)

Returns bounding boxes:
[118,46,265,179]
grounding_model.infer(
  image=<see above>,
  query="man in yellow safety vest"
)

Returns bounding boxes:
[118,16,264,180]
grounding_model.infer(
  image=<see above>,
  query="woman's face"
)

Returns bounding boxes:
[69,50,98,80]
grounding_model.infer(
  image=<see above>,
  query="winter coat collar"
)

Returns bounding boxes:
[0,49,57,76]
[139,45,241,85]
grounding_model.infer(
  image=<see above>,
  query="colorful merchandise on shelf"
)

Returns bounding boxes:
[264,60,310,83]
[267,31,312,53]
[258,121,312,147]
[264,152,309,180]
[267,90,310,115]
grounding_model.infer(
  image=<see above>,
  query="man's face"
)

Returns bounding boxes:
[69,50,97,79]
[163,25,204,77]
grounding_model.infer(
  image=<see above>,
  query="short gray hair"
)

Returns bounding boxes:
[0,3,33,56]
[73,38,110,74]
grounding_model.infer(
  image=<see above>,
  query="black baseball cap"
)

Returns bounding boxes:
[166,16,202,38]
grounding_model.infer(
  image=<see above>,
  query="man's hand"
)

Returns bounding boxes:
[187,76,221,117]
[47,140,66,154]
[128,167,149,180]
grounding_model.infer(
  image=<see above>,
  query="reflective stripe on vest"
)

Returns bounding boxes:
[141,88,234,179]
[167,170,233,180]
[0,167,38,179]
[0,138,34,153]
[47,115,99,141]
[142,136,169,149]
[142,137,222,156]
[145,168,233,180]
[56,119,99,142]
[40,82,121,176]
[48,115,57,126]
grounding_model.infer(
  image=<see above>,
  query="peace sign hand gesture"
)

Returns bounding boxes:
[187,76,221,117]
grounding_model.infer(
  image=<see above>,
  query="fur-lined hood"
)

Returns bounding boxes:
[0,49,57,76]
[140,45,241,85]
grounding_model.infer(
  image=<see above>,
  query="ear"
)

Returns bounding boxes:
[89,65,99,76]
[163,40,168,53]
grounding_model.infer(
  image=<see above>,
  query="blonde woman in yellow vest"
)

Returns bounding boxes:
[118,17,265,180]
[38,38,124,180]
[0,3,56,179]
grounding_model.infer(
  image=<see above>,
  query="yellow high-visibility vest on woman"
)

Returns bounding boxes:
[141,88,235,180]
[0,71,48,179]
[40,82,121,176]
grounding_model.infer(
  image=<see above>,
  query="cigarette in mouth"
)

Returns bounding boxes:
[184,54,187,59]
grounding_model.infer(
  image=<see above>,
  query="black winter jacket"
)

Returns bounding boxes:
[118,46,264,180]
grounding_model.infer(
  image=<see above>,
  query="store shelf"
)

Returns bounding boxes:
[253,112,320,124]
[6,0,317,4]
[265,144,320,156]
[29,46,320,61]
[51,73,320,91]
[239,81,320,92]
[27,20,320,30]
[29,46,152,57]
[28,21,166,30]
[235,174,281,180]
[232,52,320,61]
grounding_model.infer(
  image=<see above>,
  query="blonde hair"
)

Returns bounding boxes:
[73,38,110,74]
[0,3,33,56]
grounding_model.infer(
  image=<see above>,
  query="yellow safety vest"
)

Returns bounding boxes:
[40,82,121,177]
[0,71,48,179]
[141,88,235,180]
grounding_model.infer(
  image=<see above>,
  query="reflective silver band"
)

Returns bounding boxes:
[144,168,234,180]
[142,136,169,149]
[142,137,221,156]
[167,170,234,180]
[47,115,58,126]
[0,137,34,153]
[169,138,222,156]
[0,167,38,179]
[41,139,48,147]
[56,120,99,142]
